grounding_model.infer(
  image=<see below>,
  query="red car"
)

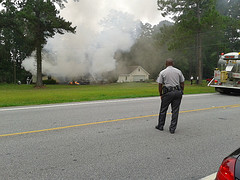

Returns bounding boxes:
[215,148,240,180]
[206,78,213,83]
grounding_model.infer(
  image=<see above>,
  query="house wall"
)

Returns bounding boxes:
[117,75,130,83]
[117,67,149,82]
[133,75,149,81]
[130,67,149,82]
[131,67,146,75]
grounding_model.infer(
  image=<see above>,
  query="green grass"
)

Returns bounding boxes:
[0,81,215,107]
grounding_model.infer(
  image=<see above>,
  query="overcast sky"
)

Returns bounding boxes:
[0,1,166,25]
[60,0,166,26]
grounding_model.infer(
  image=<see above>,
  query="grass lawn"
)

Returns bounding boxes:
[0,81,215,107]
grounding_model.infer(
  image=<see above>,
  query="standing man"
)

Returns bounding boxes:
[196,76,199,84]
[26,77,30,85]
[155,58,185,134]
[190,75,193,85]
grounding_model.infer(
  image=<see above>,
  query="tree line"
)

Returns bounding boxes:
[156,0,240,83]
[0,0,239,86]
[122,0,239,83]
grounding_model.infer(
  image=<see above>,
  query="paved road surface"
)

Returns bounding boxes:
[0,93,240,180]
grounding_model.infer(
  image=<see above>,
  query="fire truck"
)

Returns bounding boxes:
[208,52,240,94]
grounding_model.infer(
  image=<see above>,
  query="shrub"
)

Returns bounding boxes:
[43,79,57,84]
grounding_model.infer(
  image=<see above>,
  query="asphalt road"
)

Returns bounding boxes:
[0,93,240,180]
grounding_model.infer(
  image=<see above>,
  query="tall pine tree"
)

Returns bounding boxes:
[157,0,222,84]
[19,0,76,87]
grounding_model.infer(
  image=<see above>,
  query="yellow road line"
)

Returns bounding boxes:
[179,104,240,113]
[1,104,240,137]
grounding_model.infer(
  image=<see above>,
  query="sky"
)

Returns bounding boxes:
[60,0,165,26]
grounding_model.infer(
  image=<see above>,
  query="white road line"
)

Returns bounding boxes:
[0,93,214,112]
[0,97,158,112]
[200,172,217,180]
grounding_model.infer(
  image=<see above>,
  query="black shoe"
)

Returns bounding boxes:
[155,126,163,131]
[169,130,175,134]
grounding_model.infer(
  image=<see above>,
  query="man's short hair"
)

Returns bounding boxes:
[166,58,174,65]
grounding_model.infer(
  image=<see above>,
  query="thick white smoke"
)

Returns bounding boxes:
[22,1,145,82]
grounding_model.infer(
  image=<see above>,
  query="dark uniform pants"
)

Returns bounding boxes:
[158,90,182,132]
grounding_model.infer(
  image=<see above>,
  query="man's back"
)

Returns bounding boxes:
[157,66,184,87]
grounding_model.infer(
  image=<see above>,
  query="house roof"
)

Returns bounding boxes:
[119,66,150,75]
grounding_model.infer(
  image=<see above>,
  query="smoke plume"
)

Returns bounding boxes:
[22,1,143,82]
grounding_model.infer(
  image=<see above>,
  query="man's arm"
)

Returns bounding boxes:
[180,82,184,91]
[158,83,163,96]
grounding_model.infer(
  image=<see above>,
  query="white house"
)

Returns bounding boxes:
[117,66,150,83]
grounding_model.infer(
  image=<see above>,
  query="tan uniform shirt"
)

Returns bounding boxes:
[156,66,185,87]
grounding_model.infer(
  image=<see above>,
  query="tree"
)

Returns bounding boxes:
[19,0,76,87]
[217,0,240,51]
[157,0,222,84]
[155,23,195,78]
[0,0,33,83]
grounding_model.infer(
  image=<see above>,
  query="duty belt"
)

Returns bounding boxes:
[163,85,181,94]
